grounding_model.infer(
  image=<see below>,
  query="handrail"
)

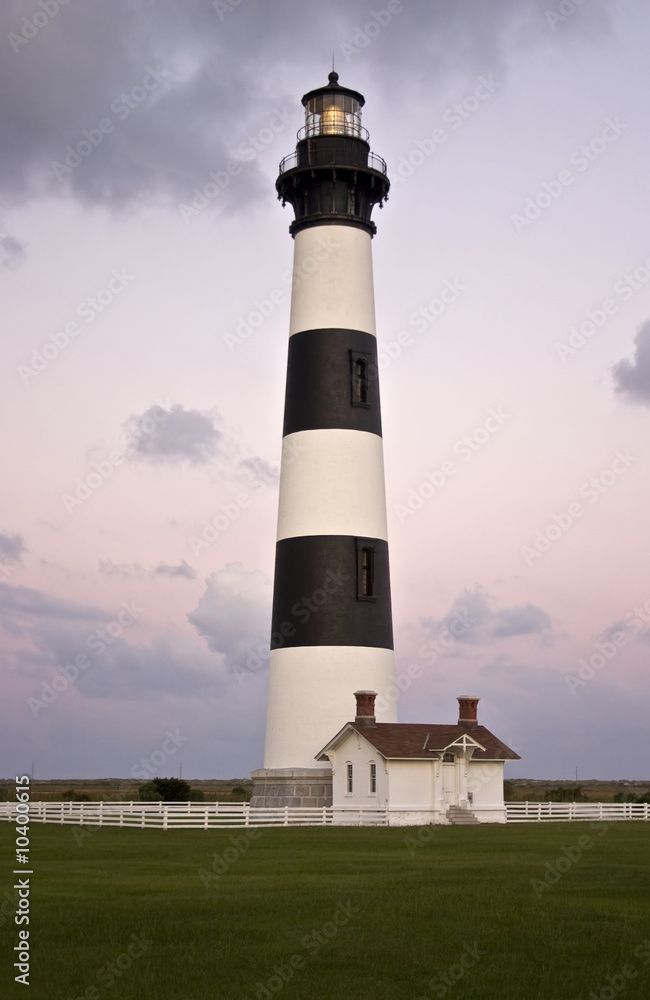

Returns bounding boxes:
[279,148,387,176]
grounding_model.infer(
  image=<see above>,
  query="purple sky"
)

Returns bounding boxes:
[1,0,649,781]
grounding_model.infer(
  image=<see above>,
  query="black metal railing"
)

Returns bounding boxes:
[279,147,387,176]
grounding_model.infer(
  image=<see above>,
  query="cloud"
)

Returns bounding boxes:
[0,582,109,627]
[99,560,148,579]
[0,531,27,565]
[188,562,272,672]
[0,231,25,268]
[237,456,280,486]
[0,0,615,214]
[612,321,650,406]
[99,558,197,580]
[421,587,553,646]
[124,403,222,466]
[153,560,197,580]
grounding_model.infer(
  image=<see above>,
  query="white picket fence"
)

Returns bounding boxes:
[0,800,388,828]
[1,800,647,828]
[505,801,650,822]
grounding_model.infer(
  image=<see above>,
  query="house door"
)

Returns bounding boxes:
[442,763,457,806]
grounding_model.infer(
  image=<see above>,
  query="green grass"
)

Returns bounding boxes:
[1,821,649,999]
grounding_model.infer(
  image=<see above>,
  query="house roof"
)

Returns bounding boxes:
[316,722,520,761]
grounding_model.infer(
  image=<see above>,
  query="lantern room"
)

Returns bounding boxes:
[301,71,366,140]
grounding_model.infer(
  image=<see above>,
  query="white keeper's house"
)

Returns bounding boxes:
[317,692,520,825]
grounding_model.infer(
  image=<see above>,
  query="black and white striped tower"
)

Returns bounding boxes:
[251,73,395,808]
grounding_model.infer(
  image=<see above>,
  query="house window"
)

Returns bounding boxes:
[350,351,370,407]
[346,763,353,794]
[443,752,455,763]
[369,762,377,794]
[356,541,375,600]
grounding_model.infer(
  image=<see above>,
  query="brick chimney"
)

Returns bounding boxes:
[457,695,480,729]
[354,690,377,726]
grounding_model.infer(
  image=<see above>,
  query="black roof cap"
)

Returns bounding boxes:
[301,71,365,108]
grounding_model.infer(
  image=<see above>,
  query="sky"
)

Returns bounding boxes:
[1,0,649,782]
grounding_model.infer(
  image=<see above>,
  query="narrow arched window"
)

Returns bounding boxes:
[369,762,377,794]
[346,763,353,794]
[350,351,371,407]
[356,539,376,601]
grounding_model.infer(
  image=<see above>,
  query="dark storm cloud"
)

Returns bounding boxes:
[124,403,222,465]
[612,322,650,406]
[422,587,553,646]
[0,531,27,564]
[1,0,615,214]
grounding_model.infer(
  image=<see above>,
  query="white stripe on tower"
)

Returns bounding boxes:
[264,72,396,771]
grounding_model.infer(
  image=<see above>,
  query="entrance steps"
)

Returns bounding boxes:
[447,805,480,825]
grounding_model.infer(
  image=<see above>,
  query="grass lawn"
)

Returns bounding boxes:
[1,820,649,1000]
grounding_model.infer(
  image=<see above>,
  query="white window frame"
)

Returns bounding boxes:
[369,761,377,795]
[346,762,353,795]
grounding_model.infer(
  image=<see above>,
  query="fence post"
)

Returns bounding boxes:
[163,805,168,831]
[284,806,289,827]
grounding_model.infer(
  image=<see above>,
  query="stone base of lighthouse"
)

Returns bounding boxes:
[250,768,333,808]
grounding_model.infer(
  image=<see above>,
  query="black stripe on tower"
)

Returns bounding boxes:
[270,535,393,650]
[283,329,382,437]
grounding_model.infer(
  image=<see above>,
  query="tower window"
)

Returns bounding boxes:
[369,762,377,794]
[356,542,375,600]
[350,351,371,408]
[346,763,353,794]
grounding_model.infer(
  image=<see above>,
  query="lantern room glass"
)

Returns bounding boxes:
[305,93,363,138]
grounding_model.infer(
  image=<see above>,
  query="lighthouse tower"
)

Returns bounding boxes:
[251,73,396,808]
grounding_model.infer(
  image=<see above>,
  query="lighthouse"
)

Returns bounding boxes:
[251,73,396,808]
